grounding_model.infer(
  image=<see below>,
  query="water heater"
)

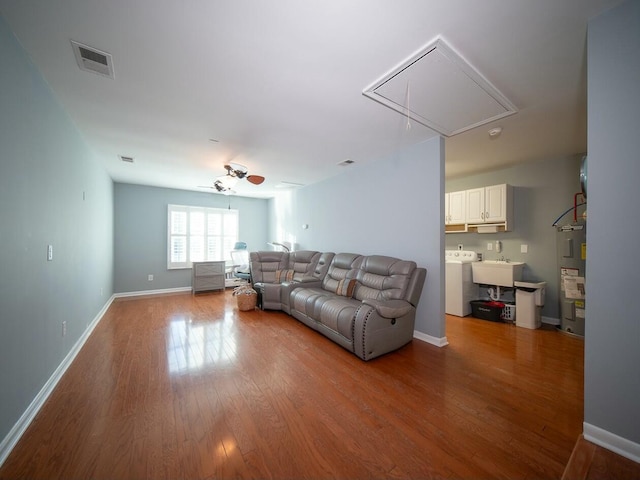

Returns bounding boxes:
[556,221,586,336]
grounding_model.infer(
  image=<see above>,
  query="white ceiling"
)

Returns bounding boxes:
[0,0,622,198]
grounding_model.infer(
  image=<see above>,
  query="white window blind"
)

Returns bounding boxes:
[167,205,239,269]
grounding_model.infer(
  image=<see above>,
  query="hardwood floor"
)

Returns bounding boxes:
[562,435,640,480]
[1,292,588,479]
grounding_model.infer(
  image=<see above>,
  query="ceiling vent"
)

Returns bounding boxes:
[363,37,517,137]
[71,40,115,79]
[337,159,355,167]
[119,155,134,163]
[275,181,305,189]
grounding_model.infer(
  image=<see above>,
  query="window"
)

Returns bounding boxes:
[168,204,239,269]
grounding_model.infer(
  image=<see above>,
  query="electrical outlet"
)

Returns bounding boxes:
[148,274,154,281]
[62,321,66,337]
[521,244,528,253]
[487,242,493,251]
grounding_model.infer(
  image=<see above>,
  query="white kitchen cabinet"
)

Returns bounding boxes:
[445,190,466,224]
[466,187,486,223]
[466,184,512,223]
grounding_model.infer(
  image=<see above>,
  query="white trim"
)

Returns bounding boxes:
[583,422,640,464]
[542,316,560,326]
[414,330,449,347]
[0,295,115,468]
[114,286,192,298]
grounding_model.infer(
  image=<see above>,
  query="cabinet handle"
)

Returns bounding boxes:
[485,211,489,219]
[481,212,484,220]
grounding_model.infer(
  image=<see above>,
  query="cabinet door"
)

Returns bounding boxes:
[444,192,450,224]
[448,190,466,224]
[466,187,485,223]
[485,184,507,222]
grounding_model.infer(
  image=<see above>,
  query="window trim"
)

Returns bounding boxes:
[167,204,239,269]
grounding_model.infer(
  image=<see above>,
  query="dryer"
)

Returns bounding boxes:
[445,250,479,317]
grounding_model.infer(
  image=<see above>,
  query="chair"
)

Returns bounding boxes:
[230,242,251,283]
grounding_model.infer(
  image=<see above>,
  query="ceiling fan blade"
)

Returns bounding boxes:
[247,175,265,185]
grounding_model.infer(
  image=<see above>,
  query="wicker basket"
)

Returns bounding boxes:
[236,292,257,311]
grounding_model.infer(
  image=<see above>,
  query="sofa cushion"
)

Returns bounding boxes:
[321,253,362,293]
[291,287,331,318]
[319,297,361,340]
[282,250,319,282]
[354,255,417,302]
[250,251,289,284]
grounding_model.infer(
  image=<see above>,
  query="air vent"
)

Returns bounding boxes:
[71,40,115,79]
[119,155,134,163]
[337,159,355,167]
[363,37,517,137]
[275,181,305,189]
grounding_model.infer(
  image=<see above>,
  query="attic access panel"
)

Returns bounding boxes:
[363,38,517,137]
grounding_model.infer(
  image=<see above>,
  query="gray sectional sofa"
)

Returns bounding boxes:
[250,250,426,361]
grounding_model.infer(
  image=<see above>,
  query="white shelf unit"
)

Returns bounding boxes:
[192,261,226,293]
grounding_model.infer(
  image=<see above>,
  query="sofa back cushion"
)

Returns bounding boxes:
[321,253,362,293]
[249,251,289,284]
[353,255,417,302]
[287,250,321,281]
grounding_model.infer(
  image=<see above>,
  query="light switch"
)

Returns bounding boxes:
[521,244,528,253]
[487,242,493,251]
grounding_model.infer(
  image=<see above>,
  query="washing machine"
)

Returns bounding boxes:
[445,250,479,317]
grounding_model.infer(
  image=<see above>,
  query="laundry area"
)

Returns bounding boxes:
[443,156,588,336]
[445,247,547,330]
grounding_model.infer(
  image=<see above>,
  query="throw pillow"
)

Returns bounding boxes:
[275,269,295,283]
[336,278,357,297]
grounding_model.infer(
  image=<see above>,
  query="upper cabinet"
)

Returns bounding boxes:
[446,184,513,233]
[445,190,466,225]
[467,184,510,223]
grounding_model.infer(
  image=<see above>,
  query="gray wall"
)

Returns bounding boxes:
[114,183,269,293]
[0,18,114,444]
[269,137,445,340]
[585,0,640,448]
[446,154,583,319]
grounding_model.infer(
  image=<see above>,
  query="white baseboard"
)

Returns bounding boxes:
[414,330,449,347]
[114,286,192,298]
[584,422,640,464]
[0,294,115,468]
[542,316,560,326]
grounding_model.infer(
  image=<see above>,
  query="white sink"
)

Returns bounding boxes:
[472,261,525,287]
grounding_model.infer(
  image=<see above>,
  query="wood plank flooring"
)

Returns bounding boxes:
[562,435,640,480]
[1,291,588,479]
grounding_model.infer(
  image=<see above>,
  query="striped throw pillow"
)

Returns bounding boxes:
[336,278,357,297]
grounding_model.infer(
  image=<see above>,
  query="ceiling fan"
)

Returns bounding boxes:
[200,162,265,194]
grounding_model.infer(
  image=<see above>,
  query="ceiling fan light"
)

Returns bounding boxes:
[217,175,238,189]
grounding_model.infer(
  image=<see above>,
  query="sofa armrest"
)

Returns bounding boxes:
[294,275,319,283]
[285,279,323,290]
[362,298,413,319]
[353,303,416,361]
